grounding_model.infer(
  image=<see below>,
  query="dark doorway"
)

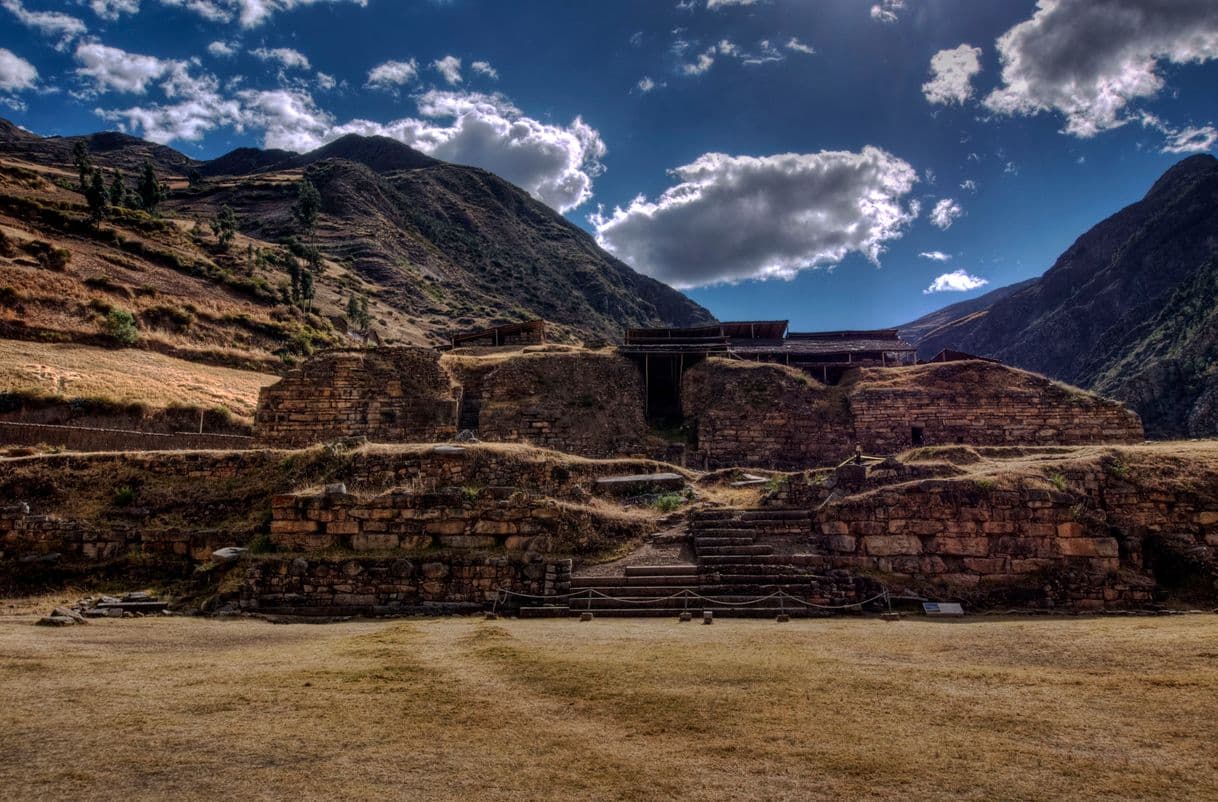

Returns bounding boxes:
[629,354,702,427]
[911,425,924,446]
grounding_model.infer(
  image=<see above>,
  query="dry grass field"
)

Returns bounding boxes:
[2,603,1217,801]
[0,339,277,418]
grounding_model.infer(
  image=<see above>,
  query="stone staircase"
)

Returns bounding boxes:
[519,507,879,618]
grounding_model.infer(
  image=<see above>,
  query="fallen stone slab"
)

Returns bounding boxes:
[211,547,248,564]
[594,473,685,497]
[431,445,466,457]
[51,606,87,624]
[730,473,770,488]
[96,601,168,613]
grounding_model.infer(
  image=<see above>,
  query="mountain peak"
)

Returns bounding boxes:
[1146,153,1218,199]
[293,134,441,173]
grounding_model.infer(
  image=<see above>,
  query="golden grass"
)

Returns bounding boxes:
[1,612,1216,801]
[0,339,277,417]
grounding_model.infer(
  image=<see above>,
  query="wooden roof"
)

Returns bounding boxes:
[451,319,546,346]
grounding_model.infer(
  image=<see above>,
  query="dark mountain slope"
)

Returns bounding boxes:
[910,155,1218,437]
[900,278,1036,346]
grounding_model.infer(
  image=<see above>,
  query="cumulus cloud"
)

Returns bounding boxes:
[157,0,231,22]
[637,76,657,93]
[590,147,920,288]
[706,0,756,7]
[2,0,87,49]
[433,55,461,85]
[0,48,38,92]
[316,71,335,90]
[74,42,178,94]
[984,0,1218,139]
[99,66,241,142]
[929,198,963,229]
[250,46,310,70]
[923,44,982,105]
[919,251,952,262]
[960,178,978,192]
[90,0,140,19]
[924,269,988,294]
[870,0,904,23]
[207,40,237,57]
[679,38,789,75]
[366,59,418,88]
[470,60,498,80]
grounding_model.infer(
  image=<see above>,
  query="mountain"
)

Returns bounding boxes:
[0,120,713,367]
[905,154,1218,438]
[899,278,1036,345]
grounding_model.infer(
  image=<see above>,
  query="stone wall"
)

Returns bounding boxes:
[848,361,1144,454]
[240,554,571,615]
[255,348,458,447]
[681,358,1142,469]
[270,484,649,557]
[682,361,853,469]
[476,351,653,458]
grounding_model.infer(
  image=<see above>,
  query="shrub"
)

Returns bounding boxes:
[113,485,136,506]
[41,246,71,270]
[651,493,685,513]
[245,532,275,555]
[1048,473,1068,491]
[103,308,139,345]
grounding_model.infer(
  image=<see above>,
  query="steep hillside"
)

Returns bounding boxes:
[908,155,1218,438]
[0,120,712,355]
[899,278,1036,345]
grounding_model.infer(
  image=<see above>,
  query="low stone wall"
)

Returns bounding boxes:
[476,351,653,458]
[0,421,254,452]
[270,484,649,557]
[849,361,1144,453]
[255,348,458,447]
[0,504,231,563]
[240,554,572,615]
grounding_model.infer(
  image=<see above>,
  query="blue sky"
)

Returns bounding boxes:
[1,0,1216,329]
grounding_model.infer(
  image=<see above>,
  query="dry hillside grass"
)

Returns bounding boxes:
[1,611,1216,801]
[0,339,276,418]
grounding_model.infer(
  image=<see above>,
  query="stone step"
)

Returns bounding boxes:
[624,564,698,577]
[571,575,701,588]
[687,527,763,537]
[573,595,802,610]
[741,509,811,521]
[689,509,737,521]
[698,554,791,566]
[696,544,775,557]
[693,536,757,547]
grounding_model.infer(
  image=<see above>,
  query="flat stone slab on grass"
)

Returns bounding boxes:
[594,473,685,496]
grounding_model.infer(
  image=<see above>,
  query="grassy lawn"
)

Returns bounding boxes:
[1,603,1216,801]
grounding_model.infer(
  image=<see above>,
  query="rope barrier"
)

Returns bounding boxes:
[492,585,892,613]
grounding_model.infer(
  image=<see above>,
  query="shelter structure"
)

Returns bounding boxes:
[450,319,546,349]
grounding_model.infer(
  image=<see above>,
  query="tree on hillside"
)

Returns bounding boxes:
[72,141,91,192]
[215,204,238,250]
[346,293,371,342]
[299,265,315,312]
[108,170,127,208]
[293,178,321,239]
[136,161,164,213]
[84,168,110,228]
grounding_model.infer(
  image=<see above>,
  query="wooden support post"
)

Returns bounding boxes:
[644,355,650,418]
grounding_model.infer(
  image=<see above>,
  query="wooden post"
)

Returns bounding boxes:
[644,355,650,418]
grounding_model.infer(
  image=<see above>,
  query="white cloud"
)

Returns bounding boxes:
[470,60,498,80]
[923,44,982,105]
[367,58,418,88]
[207,40,237,57]
[331,91,606,212]
[679,37,786,75]
[90,0,140,20]
[156,0,366,27]
[433,55,462,85]
[870,0,904,23]
[316,71,335,90]
[924,269,988,294]
[0,48,37,92]
[590,147,920,288]
[929,197,963,230]
[706,0,756,7]
[74,42,177,94]
[1141,112,1218,154]
[785,37,815,55]
[960,178,978,192]
[1,0,87,49]
[234,87,332,151]
[919,251,952,262]
[98,64,242,142]
[637,76,657,93]
[158,0,231,22]
[250,46,310,70]
[984,0,1218,139]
